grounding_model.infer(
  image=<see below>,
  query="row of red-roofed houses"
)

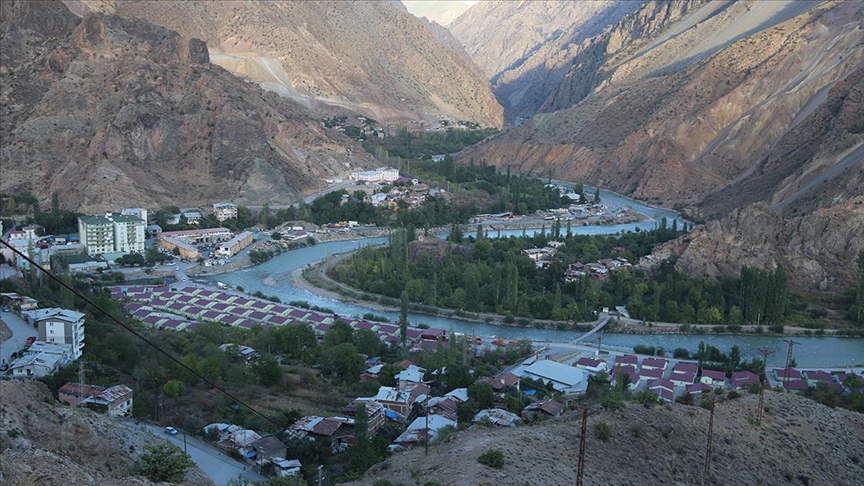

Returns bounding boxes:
[773,368,859,393]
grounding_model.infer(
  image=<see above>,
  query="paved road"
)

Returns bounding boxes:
[141,423,266,486]
[0,307,36,368]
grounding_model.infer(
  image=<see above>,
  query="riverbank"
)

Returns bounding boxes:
[293,249,852,338]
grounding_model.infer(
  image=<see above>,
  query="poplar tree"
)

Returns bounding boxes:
[399,290,409,344]
[857,250,864,324]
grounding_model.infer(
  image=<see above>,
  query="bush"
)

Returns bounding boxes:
[727,390,741,399]
[595,422,612,442]
[478,449,505,469]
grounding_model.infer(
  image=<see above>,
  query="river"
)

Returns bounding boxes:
[208,189,863,368]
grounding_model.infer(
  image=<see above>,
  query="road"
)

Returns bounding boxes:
[0,305,35,368]
[140,423,266,486]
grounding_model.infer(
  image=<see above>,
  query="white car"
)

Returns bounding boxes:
[164,426,178,435]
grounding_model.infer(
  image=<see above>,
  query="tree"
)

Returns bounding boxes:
[162,379,185,398]
[252,354,283,387]
[468,382,495,409]
[594,187,601,203]
[320,343,365,383]
[348,403,378,473]
[399,290,409,344]
[857,250,864,324]
[138,443,195,483]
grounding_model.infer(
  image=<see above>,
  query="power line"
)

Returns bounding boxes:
[0,239,280,429]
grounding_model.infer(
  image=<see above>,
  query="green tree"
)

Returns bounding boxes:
[138,443,195,483]
[468,382,495,410]
[857,250,864,324]
[324,321,355,347]
[320,343,365,383]
[348,402,379,473]
[162,379,185,398]
[399,290,409,344]
[252,354,283,387]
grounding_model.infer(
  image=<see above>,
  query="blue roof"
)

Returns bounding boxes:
[246,451,257,458]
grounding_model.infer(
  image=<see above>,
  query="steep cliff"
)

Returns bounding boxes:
[658,197,864,291]
[448,0,642,123]
[67,0,503,127]
[1,0,377,212]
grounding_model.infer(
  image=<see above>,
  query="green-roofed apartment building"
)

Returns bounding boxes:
[78,213,145,257]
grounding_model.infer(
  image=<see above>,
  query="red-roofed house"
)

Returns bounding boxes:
[783,379,809,393]
[611,365,639,389]
[670,370,696,387]
[685,383,713,395]
[699,369,727,387]
[731,370,760,389]
[804,370,833,385]
[638,367,664,384]
[648,379,675,402]
[614,355,638,366]
[641,357,668,371]
[574,357,607,373]
[775,368,802,382]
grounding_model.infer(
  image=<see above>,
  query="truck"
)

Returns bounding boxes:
[217,282,230,290]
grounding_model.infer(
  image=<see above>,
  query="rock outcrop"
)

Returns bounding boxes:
[1,0,378,212]
[66,0,503,127]
[658,197,864,291]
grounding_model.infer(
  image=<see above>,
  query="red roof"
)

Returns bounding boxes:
[701,369,726,381]
[615,355,638,365]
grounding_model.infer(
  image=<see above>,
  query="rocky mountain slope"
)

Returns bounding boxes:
[350,391,864,485]
[0,380,210,485]
[1,0,379,212]
[454,0,863,287]
[66,0,503,127]
[656,197,864,291]
[448,0,640,123]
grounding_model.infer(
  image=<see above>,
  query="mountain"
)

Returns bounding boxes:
[458,0,862,213]
[1,0,378,213]
[349,392,864,485]
[455,0,863,287]
[66,0,503,128]
[402,0,472,26]
[447,0,639,121]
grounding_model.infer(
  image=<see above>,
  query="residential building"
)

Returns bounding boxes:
[287,416,354,453]
[517,360,588,393]
[121,208,149,225]
[341,401,386,435]
[394,415,457,445]
[215,231,254,257]
[648,379,675,402]
[731,370,760,389]
[180,209,202,224]
[574,357,607,373]
[78,213,145,256]
[700,369,727,387]
[248,435,288,466]
[775,367,803,382]
[158,227,231,244]
[158,237,199,259]
[685,383,713,395]
[83,384,133,416]
[59,383,105,407]
[473,408,520,427]
[477,372,521,392]
[394,365,426,391]
[10,352,63,378]
[25,307,85,360]
[349,166,399,183]
[641,357,668,371]
[213,203,238,222]
[272,458,302,477]
[521,398,564,420]
[611,365,639,390]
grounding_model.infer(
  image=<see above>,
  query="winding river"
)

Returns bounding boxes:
[208,189,864,368]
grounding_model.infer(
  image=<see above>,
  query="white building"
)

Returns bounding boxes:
[516,359,589,393]
[24,307,86,360]
[121,207,149,225]
[78,213,145,256]
[349,167,399,183]
[213,203,238,222]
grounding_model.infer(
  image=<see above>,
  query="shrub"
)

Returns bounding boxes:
[630,423,645,438]
[727,390,741,400]
[595,422,612,442]
[478,449,505,469]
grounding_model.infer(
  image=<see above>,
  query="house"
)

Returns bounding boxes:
[574,357,607,373]
[218,428,262,451]
[614,355,638,367]
[783,379,810,393]
[647,379,675,402]
[58,382,105,407]
[213,203,238,222]
[669,362,698,386]
[700,369,727,387]
[248,435,288,466]
[394,414,457,446]
[395,365,427,391]
[444,388,468,403]
[272,457,302,477]
[10,352,63,378]
[288,416,354,453]
[521,398,564,420]
[473,408,520,427]
[215,231,254,257]
[638,367,663,385]
[82,384,133,417]
[341,400,386,435]
[23,307,86,360]
[349,167,399,183]
[477,372,521,392]
[804,370,833,386]
[775,368,803,382]
[516,360,587,393]
[424,397,459,422]
[204,423,242,441]
[361,386,414,416]
[641,357,668,371]
[685,383,714,395]
[731,370,760,389]
[611,365,639,389]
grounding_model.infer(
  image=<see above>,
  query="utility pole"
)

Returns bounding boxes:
[576,407,587,486]
[183,431,187,453]
[78,358,85,406]
[781,339,801,390]
[425,400,430,457]
[704,395,715,476]
[756,347,775,425]
[317,464,323,486]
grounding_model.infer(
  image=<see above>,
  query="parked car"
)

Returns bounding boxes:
[164,426,178,435]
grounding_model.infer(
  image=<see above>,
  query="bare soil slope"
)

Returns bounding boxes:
[0,379,210,485]
[350,392,864,485]
[1,0,377,212]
